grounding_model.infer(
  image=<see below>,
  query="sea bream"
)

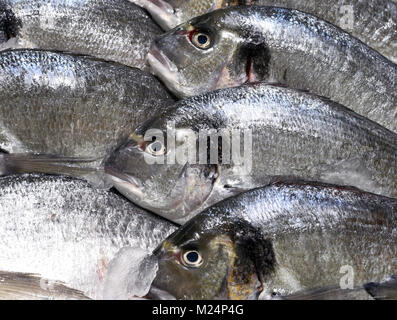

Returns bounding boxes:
[0,49,174,174]
[148,5,397,133]
[150,181,397,299]
[136,0,397,63]
[0,0,162,69]
[0,174,177,299]
[105,83,397,224]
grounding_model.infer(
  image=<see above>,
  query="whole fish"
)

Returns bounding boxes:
[0,0,162,69]
[105,83,397,224]
[148,6,397,133]
[150,181,397,300]
[0,271,90,300]
[0,49,175,161]
[0,174,177,298]
[136,0,397,63]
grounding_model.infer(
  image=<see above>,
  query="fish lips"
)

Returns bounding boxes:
[147,44,193,98]
[146,286,177,300]
[136,0,179,30]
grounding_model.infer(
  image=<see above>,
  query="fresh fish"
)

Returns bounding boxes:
[0,174,177,299]
[148,6,397,133]
[0,0,162,69]
[137,0,397,63]
[150,181,397,300]
[0,271,90,300]
[105,83,397,224]
[0,49,175,164]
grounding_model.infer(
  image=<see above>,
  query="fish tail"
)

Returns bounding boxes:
[0,152,109,188]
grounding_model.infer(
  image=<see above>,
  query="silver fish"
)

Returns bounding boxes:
[0,174,177,298]
[105,83,397,224]
[148,6,397,133]
[136,0,397,63]
[0,0,162,69]
[151,181,397,299]
[0,49,175,161]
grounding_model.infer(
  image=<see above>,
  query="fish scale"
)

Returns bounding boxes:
[0,0,162,69]
[0,49,175,159]
[0,174,177,299]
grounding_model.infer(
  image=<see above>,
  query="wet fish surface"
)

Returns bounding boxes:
[148,5,397,133]
[0,174,177,298]
[106,83,397,224]
[0,271,90,300]
[137,0,397,63]
[0,49,175,160]
[0,0,162,69]
[151,181,397,299]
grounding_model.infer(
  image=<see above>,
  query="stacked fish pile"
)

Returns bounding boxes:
[0,0,396,300]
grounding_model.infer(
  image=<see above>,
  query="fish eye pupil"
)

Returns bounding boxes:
[197,34,208,45]
[187,251,199,263]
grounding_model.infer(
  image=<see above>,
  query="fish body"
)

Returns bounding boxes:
[148,6,397,133]
[151,181,397,299]
[0,271,90,300]
[0,49,175,160]
[0,174,177,298]
[106,83,397,224]
[137,0,397,63]
[0,0,162,69]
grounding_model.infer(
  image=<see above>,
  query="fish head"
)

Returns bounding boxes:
[105,119,219,224]
[136,0,243,30]
[147,7,263,98]
[150,212,275,299]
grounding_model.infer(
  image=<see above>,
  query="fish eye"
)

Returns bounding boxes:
[182,250,203,268]
[192,32,211,49]
[146,140,166,156]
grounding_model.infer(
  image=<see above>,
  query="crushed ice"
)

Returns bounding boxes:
[103,247,158,299]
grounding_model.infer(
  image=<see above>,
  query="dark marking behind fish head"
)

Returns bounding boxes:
[0,4,21,42]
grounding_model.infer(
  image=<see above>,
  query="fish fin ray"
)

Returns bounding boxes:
[0,153,110,188]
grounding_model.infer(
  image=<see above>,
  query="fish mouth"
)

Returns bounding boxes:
[135,0,178,30]
[105,164,219,223]
[146,286,177,300]
[147,44,190,98]
[105,166,145,199]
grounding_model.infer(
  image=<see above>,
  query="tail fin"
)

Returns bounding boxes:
[0,153,110,188]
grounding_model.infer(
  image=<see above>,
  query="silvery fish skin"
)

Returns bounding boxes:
[152,181,397,300]
[274,286,374,300]
[0,174,177,299]
[105,83,397,225]
[0,271,90,300]
[0,49,175,159]
[0,0,162,69]
[148,6,397,133]
[138,0,397,63]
